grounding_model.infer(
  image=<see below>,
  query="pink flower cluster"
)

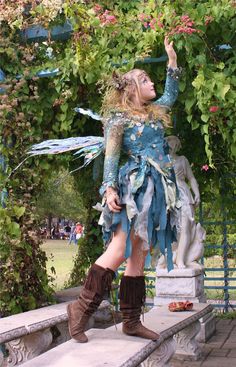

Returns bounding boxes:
[138,13,163,30]
[93,4,103,14]
[201,164,209,172]
[100,11,117,25]
[168,14,200,36]
[93,5,117,26]
[209,105,219,113]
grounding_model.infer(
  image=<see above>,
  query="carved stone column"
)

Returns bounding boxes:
[6,328,52,366]
[140,338,176,367]
[0,349,4,367]
[173,321,202,361]
[195,311,216,343]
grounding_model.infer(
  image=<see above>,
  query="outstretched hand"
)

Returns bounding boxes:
[164,36,177,68]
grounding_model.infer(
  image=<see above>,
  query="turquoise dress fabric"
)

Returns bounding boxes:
[99,70,180,271]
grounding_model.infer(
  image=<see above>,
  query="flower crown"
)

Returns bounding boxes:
[110,71,133,91]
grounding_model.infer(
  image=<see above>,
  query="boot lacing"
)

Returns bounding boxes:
[103,269,118,330]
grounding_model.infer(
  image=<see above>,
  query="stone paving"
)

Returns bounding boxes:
[170,318,236,367]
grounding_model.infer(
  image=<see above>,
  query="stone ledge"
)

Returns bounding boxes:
[0,300,110,345]
[21,303,213,367]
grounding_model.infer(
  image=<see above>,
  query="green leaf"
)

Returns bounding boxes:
[201,114,209,123]
[191,120,199,130]
[204,134,210,145]
[219,84,230,99]
[187,115,192,123]
[231,144,236,157]
[13,206,25,219]
[61,103,68,113]
[185,99,195,111]
[201,124,209,134]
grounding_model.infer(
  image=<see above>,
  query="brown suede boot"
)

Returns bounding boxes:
[119,275,159,341]
[67,263,115,343]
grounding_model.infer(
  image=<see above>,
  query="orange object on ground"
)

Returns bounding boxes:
[168,301,193,312]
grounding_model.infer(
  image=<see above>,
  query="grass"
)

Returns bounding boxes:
[41,239,78,291]
[41,240,236,305]
[204,255,236,301]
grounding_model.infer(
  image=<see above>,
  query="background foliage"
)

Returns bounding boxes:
[0,0,235,315]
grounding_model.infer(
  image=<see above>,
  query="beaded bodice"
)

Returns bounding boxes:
[100,70,180,195]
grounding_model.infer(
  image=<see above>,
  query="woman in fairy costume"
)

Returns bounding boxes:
[67,36,181,343]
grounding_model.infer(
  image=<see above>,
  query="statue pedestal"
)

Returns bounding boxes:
[154,267,215,342]
[154,267,206,305]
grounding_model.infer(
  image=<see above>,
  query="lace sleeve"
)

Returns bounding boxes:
[99,113,124,196]
[154,67,182,108]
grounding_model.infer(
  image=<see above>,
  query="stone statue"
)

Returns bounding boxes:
[157,136,205,269]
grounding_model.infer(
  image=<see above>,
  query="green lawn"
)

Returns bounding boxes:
[41,239,78,290]
[204,255,236,301]
[41,240,236,303]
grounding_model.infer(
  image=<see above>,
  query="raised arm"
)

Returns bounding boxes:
[99,113,124,212]
[154,36,181,108]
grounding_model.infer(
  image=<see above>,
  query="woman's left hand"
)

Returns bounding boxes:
[164,36,177,68]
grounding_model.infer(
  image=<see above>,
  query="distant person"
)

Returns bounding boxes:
[64,224,71,239]
[59,227,65,240]
[51,226,56,239]
[68,224,77,245]
[75,222,83,241]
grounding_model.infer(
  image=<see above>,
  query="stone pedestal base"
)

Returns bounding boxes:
[154,267,215,343]
[154,267,206,306]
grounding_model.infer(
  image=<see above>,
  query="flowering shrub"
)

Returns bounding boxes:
[168,14,200,36]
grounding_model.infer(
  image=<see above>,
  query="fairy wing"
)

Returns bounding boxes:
[28,136,104,170]
[10,109,104,177]
[28,136,104,156]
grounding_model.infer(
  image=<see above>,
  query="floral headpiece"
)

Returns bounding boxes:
[111,71,132,91]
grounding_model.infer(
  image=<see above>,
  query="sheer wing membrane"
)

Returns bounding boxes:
[10,136,104,178]
[28,136,104,170]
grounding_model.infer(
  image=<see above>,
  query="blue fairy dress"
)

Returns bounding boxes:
[99,67,182,271]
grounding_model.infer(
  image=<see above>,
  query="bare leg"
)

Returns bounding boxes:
[125,232,148,276]
[95,224,127,271]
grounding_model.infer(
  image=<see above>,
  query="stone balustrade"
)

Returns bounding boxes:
[0,299,112,366]
[20,303,213,367]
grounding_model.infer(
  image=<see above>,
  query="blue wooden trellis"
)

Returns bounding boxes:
[199,173,236,312]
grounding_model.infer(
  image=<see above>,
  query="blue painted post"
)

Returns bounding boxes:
[220,176,229,313]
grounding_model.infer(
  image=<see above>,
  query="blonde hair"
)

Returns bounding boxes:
[101,69,171,127]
